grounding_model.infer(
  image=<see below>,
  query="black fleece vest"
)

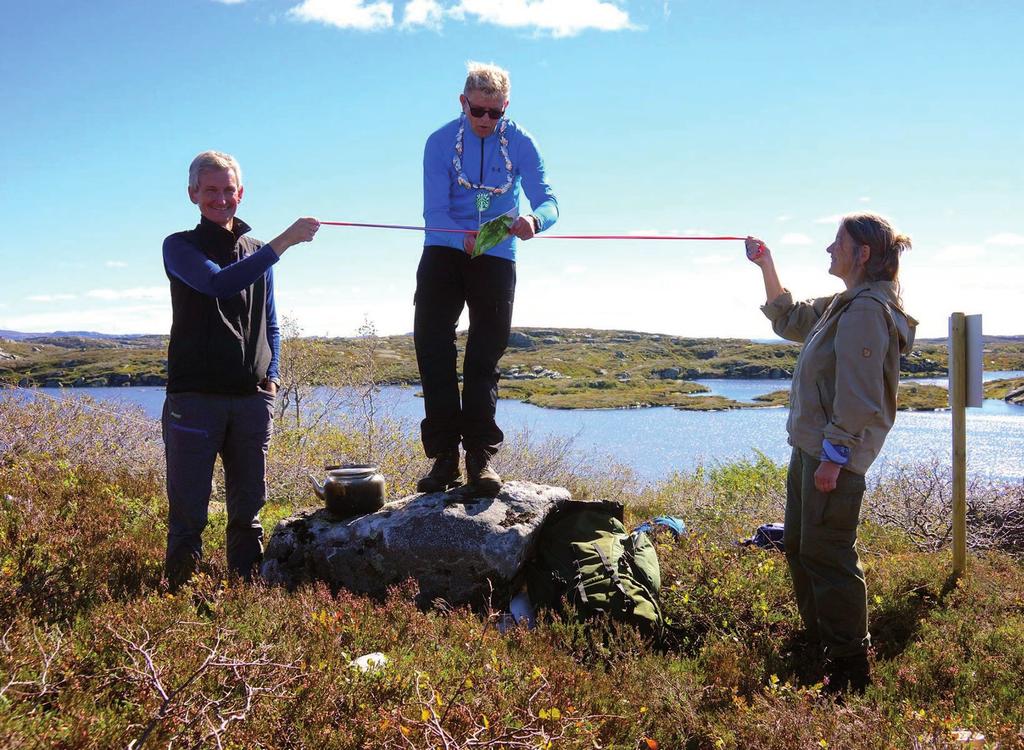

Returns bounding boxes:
[165,217,271,395]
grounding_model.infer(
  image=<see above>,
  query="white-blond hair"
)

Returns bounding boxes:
[188,150,242,190]
[463,61,510,99]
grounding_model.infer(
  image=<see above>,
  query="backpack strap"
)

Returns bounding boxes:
[594,543,633,608]
[573,559,589,604]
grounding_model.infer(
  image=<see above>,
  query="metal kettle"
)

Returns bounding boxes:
[309,464,386,518]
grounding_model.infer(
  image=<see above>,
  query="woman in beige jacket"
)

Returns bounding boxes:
[746,214,917,695]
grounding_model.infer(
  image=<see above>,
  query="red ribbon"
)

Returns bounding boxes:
[319,220,743,241]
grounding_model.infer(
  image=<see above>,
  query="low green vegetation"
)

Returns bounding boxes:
[897,383,952,410]
[755,384,950,411]
[500,377,714,410]
[984,377,1024,400]
[753,389,790,407]
[8,328,1024,413]
[1,395,1022,748]
[0,335,168,387]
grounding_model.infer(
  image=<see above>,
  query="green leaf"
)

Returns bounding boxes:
[473,213,514,258]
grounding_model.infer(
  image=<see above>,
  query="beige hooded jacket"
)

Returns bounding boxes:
[761,280,918,475]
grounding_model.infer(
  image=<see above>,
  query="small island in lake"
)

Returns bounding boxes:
[3,328,1024,412]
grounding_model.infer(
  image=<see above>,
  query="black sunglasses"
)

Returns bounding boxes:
[467,104,505,120]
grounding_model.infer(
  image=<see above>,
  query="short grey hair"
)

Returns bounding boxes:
[464,61,510,99]
[188,150,242,190]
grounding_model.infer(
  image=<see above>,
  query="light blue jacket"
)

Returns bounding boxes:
[423,115,558,261]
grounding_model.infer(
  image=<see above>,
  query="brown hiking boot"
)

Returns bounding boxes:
[465,450,502,495]
[416,449,462,493]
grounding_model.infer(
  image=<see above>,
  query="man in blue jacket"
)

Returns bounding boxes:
[415,63,559,495]
[162,150,319,590]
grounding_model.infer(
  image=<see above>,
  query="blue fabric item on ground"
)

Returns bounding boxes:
[742,522,786,551]
[632,515,687,539]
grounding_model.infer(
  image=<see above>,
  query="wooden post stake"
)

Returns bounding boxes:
[950,312,967,576]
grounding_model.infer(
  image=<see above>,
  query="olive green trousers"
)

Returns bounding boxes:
[784,448,870,658]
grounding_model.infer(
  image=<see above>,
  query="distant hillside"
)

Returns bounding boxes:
[917,334,1024,345]
[2,327,1023,408]
[0,329,161,340]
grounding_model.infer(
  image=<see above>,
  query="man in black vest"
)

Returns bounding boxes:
[161,150,318,590]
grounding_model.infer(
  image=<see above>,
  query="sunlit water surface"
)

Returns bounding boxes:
[5,372,1022,484]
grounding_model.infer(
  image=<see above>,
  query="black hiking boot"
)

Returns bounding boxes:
[465,450,502,496]
[823,653,871,698]
[781,628,821,659]
[416,450,462,493]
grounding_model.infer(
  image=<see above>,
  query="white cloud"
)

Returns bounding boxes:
[402,0,444,27]
[859,196,871,203]
[934,244,986,264]
[27,294,77,303]
[0,304,169,336]
[692,254,733,266]
[776,215,791,223]
[288,0,394,31]
[985,232,1024,247]
[814,214,844,225]
[105,260,128,268]
[298,287,335,298]
[563,264,587,274]
[286,0,632,36]
[779,233,812,246]
[212,0,246,4]
[448,0,633,37]
[86,287,165,301]
[629,228,681,237]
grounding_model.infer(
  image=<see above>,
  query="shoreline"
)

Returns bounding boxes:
[7,378,1022,414]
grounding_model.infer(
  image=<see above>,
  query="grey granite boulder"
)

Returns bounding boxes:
[507,331,534,348]
[261,480,571,607]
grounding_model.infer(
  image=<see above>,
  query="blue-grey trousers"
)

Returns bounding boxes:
[784,447,870,659]
[162,390,275,589]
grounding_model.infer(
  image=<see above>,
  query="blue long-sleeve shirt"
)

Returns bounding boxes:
[423,116,558,261]
[162,229,281,382]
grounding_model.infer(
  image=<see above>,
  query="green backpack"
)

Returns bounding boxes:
[525,501,664,637]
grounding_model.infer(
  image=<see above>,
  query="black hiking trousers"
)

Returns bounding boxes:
[413,245,516,458]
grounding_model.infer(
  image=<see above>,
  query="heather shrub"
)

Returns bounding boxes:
[867,458,1024,556]
[0,397,165,623]
[2,396,1024,749]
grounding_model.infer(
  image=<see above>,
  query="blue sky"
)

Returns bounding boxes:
[1,0,1021,339]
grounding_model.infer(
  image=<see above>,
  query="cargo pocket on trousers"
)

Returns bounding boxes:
[819,483,860,528]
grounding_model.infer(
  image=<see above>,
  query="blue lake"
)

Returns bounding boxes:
[4,373,1023,484]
